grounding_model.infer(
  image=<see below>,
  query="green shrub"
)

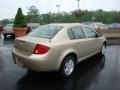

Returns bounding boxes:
[14,8,26,27]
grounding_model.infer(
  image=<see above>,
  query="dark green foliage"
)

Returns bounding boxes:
[25,6,40,23]
[14,8,26,27]
[1,7,120,25]
[23,6,120,24]
[40,10,120,24]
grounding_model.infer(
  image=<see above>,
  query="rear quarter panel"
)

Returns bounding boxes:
[47,40,77,70]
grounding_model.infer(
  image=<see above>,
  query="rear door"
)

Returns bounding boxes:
[68,26,91,61]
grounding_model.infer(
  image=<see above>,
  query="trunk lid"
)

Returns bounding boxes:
[14,36,50,55]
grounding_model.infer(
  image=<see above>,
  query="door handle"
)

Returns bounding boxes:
[73,42,80,46]
[74,43,80,46]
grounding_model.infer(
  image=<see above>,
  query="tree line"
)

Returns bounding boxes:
[1,6,120,25]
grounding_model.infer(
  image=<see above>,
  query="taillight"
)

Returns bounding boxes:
[33,44,50,54]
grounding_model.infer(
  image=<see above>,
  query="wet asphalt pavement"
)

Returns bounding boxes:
[0,39,120,90]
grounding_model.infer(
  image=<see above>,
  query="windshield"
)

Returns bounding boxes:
[28,25,63,39]
[4,24,14,31]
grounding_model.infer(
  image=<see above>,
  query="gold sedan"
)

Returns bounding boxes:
[12,23,106,77]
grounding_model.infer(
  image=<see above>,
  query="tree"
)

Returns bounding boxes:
[72,10,85,22]
[14,8,26,27]
[25,6,40,23]
[41,12,51,24]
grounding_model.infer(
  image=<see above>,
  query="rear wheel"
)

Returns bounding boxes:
[60,55,76,78]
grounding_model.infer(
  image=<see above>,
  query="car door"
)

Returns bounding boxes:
[82,26,103,54]
[68,26,91,61]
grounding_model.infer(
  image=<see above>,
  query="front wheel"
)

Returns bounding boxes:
[60,55,76,78]
[101,43,106,55]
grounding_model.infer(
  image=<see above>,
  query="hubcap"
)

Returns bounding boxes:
[64,59,74,76]
[102,44,106,54]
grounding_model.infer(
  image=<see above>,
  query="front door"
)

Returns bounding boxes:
[82,26,102,54]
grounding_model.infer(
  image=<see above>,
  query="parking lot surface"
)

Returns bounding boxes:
[0,39,120,90]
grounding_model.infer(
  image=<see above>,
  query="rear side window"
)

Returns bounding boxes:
[83,27,97,38]
[28,25,63,39]
[68,27,85,40]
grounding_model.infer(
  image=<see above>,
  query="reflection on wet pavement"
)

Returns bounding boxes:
[16,55,105,90]
[0,40,120,90]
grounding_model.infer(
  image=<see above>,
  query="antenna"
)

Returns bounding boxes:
[48,24,51,43]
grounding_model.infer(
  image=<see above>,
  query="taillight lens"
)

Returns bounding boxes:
[33,44,50,54]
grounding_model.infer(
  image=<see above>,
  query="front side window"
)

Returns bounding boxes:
[83,27,97,38]
[28,25,63,39]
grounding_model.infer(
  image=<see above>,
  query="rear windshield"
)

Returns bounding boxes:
[28,25,63,39]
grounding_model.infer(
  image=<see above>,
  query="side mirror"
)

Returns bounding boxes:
[96,32,102,37]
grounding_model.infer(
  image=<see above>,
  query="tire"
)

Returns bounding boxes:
[100,43,106,55]
[60,55,76,78]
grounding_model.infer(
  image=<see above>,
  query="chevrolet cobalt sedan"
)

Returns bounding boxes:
[12,23,106,77]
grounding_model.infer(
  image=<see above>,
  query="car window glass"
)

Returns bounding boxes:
[71,27,85,39]
[68,29,75,40]
[83,27,97,38]
[28,25,63,39]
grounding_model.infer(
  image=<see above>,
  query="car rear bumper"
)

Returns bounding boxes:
[12,48,59,71]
